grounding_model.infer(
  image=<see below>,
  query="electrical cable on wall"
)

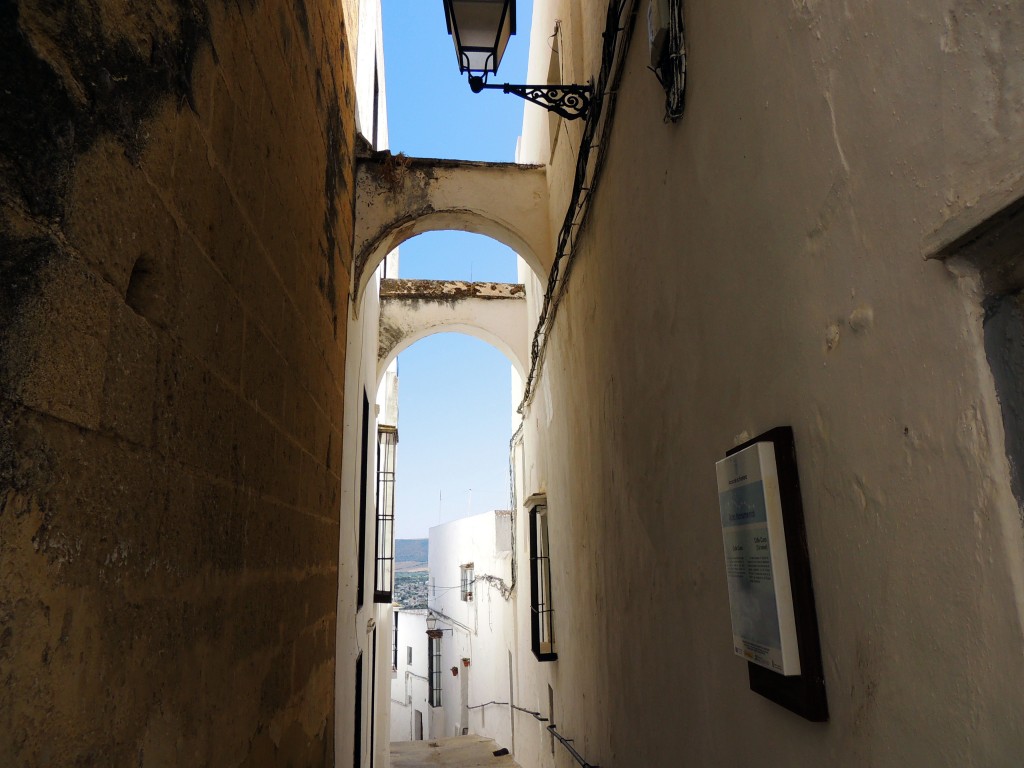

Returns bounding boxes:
[518,0,641,414]
[506,420,525,596]
[473,573,513,600]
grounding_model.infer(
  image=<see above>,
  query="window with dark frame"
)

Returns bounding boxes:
[357,392,370,608]
[427,633,442,707]
[460,563,474,602]
[353,652,363,768]
[406,646,413,666]
[936,195,1024,519]
[548,684,555,754]
[374,425,398,602]
[371,62,380,148]
[370,630,378,768]
[529,497,557,661]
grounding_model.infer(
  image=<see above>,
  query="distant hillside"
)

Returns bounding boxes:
[395,538,428,564]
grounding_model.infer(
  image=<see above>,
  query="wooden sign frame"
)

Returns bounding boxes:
[724,426,828,722]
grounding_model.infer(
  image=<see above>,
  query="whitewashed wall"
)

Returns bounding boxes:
[389,610,432,743]
[335,222,399,768]
[354,0,388,150]
[508,0,1024,766]
[428,512,516,750]
[335,1,395,760]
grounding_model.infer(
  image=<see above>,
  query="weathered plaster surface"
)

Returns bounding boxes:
[377,279,528,383]
[0,0,354,764]
[381,278,526,302]
[509,1,1024,767]
[353,154,550,308]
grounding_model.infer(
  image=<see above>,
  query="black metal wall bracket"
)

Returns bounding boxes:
[469,75,592,120]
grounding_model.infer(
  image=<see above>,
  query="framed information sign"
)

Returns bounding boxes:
[716,427,828,722]
[717,441,800,675]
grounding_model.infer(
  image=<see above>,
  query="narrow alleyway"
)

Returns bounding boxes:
[391,736,520,768]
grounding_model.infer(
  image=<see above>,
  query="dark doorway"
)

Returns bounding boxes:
[354,653,363,768]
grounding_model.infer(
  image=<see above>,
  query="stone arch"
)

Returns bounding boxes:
[360,209,536,298]
[376,279,528,387]
[376,324,525,389]
[354,154,551,312]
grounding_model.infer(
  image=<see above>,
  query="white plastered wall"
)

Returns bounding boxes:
[336,0,397,764]
[354,0,388,150]
[389,609,432,743]
[427,512,516,749]
[336,252,399,768]
[510,0,1024,767]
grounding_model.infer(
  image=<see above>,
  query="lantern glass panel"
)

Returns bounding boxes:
[447,0,514,75]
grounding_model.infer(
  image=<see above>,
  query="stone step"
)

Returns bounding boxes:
[391,734,520,768]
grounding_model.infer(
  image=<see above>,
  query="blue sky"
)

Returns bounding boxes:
[381,0,534,538]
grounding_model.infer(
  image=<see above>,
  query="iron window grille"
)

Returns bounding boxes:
[529,499,557,661]
[428,633,443,707]
[374,425,398,603]
[460,563,474,602]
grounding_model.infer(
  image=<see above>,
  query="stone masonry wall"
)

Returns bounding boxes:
[0,0,353,764]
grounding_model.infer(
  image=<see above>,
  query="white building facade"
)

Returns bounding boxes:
[388,609,433,743]
[390,511,517,749]
[429,510,516,747]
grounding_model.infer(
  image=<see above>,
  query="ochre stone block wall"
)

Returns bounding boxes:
[0,0,353,764]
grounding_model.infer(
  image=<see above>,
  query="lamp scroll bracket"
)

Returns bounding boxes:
[469,76,593,121]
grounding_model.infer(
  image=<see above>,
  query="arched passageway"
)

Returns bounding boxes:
[376,278,527,387]
[353,154,550,311]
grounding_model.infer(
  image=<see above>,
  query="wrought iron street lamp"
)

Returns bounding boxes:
[425,613,452,636]
[442,0,592,120]
[425,615,442,639]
